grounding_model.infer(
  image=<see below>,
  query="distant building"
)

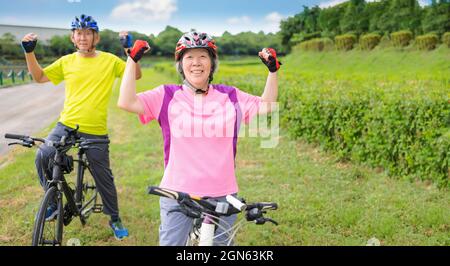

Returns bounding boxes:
[0,24,69,43]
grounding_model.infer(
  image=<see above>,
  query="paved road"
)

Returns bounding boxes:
[0,82,65,156]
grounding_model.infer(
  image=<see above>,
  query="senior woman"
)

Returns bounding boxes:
[117,31,281,245]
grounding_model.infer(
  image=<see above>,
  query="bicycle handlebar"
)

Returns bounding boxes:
[5,133,46,143]
[147,186,190,201]
[148,186,278,225]
[5,133,27,140]
[5,133,109,149]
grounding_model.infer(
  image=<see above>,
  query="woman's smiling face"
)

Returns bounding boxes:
[182,48,212,88]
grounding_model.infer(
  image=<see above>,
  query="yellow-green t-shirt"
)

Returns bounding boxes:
[43,51,125,135]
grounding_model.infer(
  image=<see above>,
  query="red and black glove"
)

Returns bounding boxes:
[129,40,150,63]
[259,48,282,73]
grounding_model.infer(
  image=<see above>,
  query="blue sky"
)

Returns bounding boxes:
[0,0,431,36]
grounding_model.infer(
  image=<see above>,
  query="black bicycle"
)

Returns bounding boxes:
[148,186,278,246]
[5,125,106,246]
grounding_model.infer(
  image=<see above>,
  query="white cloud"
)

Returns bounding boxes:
[265,12,284,24]
[263,12,285,33]
[418,0,429,7]
[110,0,177,22]
[319,0,346,8]
[226,16,251,25]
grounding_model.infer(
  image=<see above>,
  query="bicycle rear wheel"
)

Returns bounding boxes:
[32,186,63,246]
[79,166,102,222]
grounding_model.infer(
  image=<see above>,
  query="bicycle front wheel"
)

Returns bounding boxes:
[32,186,64,246]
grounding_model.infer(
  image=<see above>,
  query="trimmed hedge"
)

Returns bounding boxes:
[391,30,413,48]
[221,71,449,188]
[443,32,450,48]
[281,81,449,188]
[415,34,439,50]
[335,34,357,51]
[298,38,334,52]
[292,31,322,44]
[360,33,381,50]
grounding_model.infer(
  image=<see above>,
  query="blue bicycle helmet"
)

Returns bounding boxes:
[71,14,99,32]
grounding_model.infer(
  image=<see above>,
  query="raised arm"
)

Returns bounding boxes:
[135,61,143,80]
[117,40,150,114]
[261,72,278,103]
[119,31,142,80]
[258,48,281,114]
[22,33,49,83]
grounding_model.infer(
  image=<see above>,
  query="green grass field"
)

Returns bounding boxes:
[0,50,449,246]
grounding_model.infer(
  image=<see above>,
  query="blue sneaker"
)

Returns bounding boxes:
[45,206,58,221]
[109,219,129,240]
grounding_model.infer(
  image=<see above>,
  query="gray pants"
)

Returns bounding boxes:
[159,196,237,246]
[35,122,119,218]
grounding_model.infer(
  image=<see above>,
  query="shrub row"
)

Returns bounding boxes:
[360,33,381,50]
[216,70,449,188]
[297,38,333,52]
[295,31,450,51]
[415,34,439,50]
[281,82,449,188]
[335,34,357,51]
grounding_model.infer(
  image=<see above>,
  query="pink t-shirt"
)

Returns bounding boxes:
[137,84,261,197]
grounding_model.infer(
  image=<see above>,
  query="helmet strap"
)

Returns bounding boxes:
[183,79,209,95]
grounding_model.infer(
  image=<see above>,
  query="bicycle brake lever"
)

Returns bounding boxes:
[8,142,21,146]
[254,217,278,226]
[254,217,266,225]
[265,218,278,226]
[8,141,33,148]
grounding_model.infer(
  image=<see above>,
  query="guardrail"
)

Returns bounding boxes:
[0,69,32,86]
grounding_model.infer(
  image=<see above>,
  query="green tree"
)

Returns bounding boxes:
[154,26,183,56]
[97,29,123,56]
[49,34,74,57]
[318,3,346,38]
[304,5,321,33]
[280,13,305,50]
[0,33,22,59]
[422,0,450,35]
[378,0,422,33]
[340,0,369,34]
[215,31,283,56]
[365,0,391,33]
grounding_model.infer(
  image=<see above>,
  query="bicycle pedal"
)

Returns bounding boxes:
[63,214,73,226]
[80,216,87,226]
[63,204,74,226]
[93,204,103,213]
